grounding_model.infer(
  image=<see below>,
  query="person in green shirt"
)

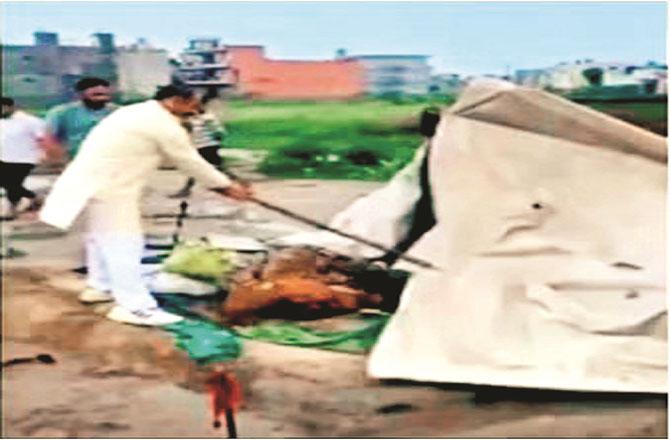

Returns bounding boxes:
[43,77,118,160]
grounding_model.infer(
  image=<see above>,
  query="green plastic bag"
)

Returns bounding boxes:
[163,319,242,365]
[162,242,237,284]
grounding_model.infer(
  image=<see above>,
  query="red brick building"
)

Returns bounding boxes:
[227,46,365,100]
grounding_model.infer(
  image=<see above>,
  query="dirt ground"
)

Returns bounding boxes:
[2,166,667,438]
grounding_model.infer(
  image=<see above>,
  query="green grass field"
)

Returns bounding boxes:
[582,101,667,136]
[26,97,449,181]
[31,91,663,182]
[223,98,450,181]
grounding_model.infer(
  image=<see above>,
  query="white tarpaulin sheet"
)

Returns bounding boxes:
[280,80,667,393]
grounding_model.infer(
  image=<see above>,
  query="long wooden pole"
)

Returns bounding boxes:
[248,196,437,270]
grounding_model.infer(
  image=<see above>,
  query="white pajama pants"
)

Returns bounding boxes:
[85,196,158,312]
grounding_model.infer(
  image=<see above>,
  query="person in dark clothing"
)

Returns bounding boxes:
[376,107,440,266]
[0,164,37,205]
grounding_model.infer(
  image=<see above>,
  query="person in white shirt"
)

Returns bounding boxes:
[39,84,253,326]
[1,97,46,219]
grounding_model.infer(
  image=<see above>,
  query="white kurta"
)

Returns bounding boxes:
[39,100,232,312]
[40,100,232,230]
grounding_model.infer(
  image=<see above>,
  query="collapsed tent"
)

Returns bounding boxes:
[276,80,667,393]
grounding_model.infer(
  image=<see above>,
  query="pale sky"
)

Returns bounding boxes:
[1,1,666,75]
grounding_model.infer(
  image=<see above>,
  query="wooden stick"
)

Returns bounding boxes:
[160,165,438,269]
[248,196,437,269]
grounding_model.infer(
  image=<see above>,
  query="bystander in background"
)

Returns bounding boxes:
[0,97,46,219]
[170,96,227,198]
[42,77,117,161]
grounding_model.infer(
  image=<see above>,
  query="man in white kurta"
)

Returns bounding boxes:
[40,85,251,326]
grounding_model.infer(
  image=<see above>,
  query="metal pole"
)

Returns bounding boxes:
[172,200,189,245]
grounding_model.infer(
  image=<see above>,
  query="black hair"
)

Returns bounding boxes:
[75,77,111,92]
[1,97,15,106]
[153,84,196,101]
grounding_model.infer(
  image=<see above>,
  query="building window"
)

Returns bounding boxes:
[201,54,215,64]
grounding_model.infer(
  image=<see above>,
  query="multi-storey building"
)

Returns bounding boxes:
[226,45,364,100]
[173,40,433,99]
[2,32,171,107]
[115,38,173,101]
[175,38,236,96]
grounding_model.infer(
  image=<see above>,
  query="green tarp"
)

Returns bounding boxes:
[235,314,390,354]
[162,312,390,364]
[155,268,390,363]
